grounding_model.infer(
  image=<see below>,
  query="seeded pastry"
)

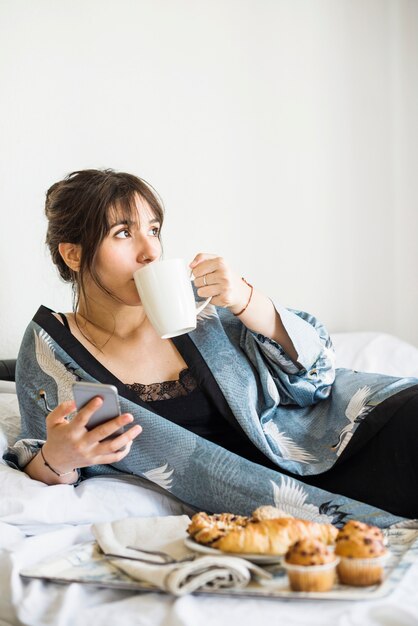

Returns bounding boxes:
[187,512,249,544]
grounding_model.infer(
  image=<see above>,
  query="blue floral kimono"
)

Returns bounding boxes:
[5,303,418,528]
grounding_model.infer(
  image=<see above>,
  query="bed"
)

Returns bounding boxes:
[1,331,418,626]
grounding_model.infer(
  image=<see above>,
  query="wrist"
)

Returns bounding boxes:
[41,444,78,478]
[229,278,254,317]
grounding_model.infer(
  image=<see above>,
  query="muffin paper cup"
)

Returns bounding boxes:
[337,551,390,586]
[283,558,340,592]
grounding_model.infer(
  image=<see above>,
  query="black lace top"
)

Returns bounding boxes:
[125,369,197,402]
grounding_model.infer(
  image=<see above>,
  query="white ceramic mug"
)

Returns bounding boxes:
[133,258,212,339]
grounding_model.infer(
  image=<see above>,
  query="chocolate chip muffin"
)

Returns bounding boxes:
[284,539,339,592]
[335,521,389,586]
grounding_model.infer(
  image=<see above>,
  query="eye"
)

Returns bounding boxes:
[149,226,160,237]
[114,228,131,239]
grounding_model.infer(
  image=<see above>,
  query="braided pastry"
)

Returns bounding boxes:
[213,517,338,556]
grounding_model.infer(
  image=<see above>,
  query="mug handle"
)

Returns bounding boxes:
[189,270,212,315]
[195,296,212,315]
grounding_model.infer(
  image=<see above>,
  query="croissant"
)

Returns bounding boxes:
[213,518,338,556]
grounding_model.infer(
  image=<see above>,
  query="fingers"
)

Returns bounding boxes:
[84,412,141,445]
[191,256,233,302]
[190,254,248,310]
[100,423,142,453]
[44,397,143,471]
[93,440,134,465]
[46,400,77,426]
[190,255,222,280]
[67,398,142,450]
[68,397,105,431]
[189,253,216,270]
[87,421,142,464]
[191,256,226,294]
[195,272,226,291]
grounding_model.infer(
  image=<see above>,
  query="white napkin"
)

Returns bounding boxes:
[92,515,270,596]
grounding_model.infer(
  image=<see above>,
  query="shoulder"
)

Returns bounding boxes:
[18,306,70,354]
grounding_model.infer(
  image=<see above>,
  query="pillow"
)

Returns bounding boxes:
[0,380,17,393]
[0,382,20,446]
[331,332,418,378]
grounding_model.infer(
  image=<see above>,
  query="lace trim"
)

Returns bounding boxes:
[126,368,198,402]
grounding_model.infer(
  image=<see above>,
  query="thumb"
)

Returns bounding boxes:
[46,400,76,426]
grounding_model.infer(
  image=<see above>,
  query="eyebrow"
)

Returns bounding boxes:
[108,218,160,229]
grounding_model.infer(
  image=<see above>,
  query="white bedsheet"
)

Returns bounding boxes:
[1,331,418,625]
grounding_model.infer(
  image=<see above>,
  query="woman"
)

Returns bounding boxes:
[5,169,418,526]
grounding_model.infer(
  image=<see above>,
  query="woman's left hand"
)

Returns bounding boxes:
[189,253,251,314]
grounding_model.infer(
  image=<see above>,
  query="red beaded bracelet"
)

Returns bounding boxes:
[233,277,254,316]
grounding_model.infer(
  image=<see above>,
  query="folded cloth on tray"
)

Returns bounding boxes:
[92,515,269,596]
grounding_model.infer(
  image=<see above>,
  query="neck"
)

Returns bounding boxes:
[76,297,151,342]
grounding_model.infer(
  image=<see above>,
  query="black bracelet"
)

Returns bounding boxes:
[40,446,76,477]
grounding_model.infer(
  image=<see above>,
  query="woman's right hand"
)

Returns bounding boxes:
[26,398,142,484]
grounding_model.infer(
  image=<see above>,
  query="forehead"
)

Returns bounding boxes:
[108,193,158,225]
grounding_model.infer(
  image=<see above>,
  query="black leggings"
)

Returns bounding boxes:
[301,389,418,519]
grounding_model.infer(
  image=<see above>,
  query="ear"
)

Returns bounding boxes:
[58,243,82,272]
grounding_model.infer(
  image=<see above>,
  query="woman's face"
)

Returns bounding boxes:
[87,195,162,306]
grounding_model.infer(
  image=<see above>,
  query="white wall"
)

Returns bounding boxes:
[0,0,417,358]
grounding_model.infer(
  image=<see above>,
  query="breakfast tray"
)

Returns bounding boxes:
[20,528,418,601]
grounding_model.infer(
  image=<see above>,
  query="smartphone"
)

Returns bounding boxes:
[72,381,124,439]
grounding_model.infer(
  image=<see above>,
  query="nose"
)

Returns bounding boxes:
[136,235,160,264]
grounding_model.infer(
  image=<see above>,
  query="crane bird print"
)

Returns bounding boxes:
[143,463,174,490]
[332,385,372,457]
[263,420,316,463]
[270,476,348,525]
[34,329,78,404]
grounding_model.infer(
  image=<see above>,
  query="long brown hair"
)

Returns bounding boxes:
[45,169,164,310]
